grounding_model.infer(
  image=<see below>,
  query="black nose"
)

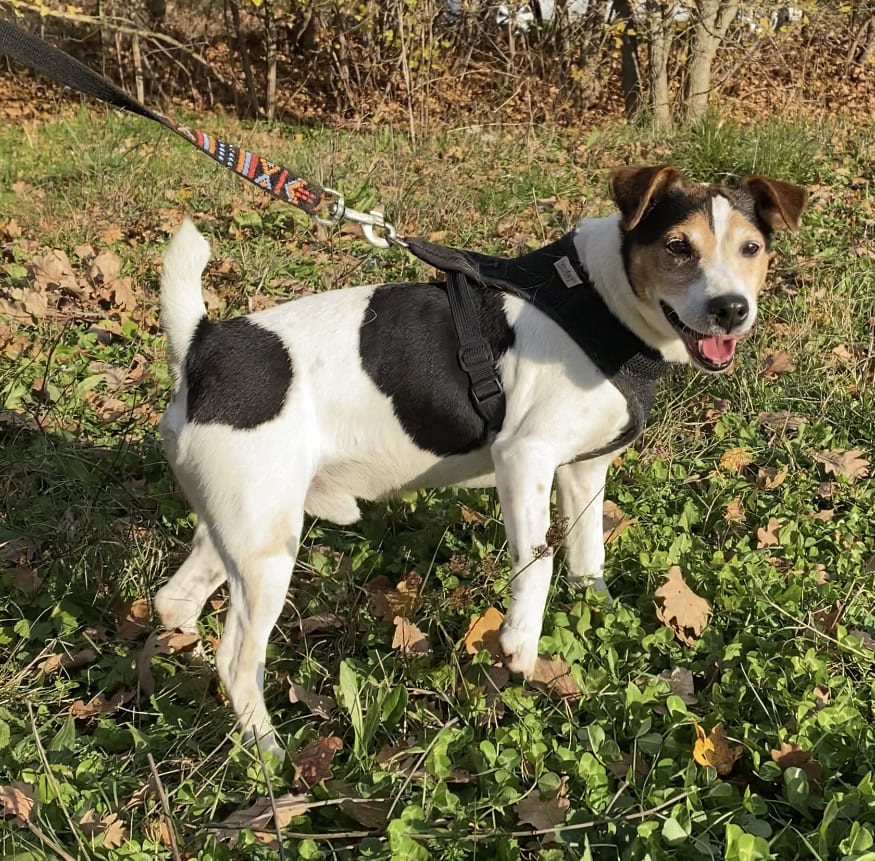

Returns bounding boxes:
[707,295,749,333]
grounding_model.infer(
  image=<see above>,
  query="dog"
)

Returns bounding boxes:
[154,165,806,757]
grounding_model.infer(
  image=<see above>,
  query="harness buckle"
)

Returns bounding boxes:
[457,343,494,373]
[314,187,404,249]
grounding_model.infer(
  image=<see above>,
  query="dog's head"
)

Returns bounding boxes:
[609,165,807,371]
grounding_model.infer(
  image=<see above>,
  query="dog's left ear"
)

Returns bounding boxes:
[609,165,680,231]
[741,176,808,233]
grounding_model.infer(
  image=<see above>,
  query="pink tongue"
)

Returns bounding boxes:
[699,335,737,364]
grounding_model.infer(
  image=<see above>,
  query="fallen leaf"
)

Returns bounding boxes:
[0,784,36,825]
[392,616,430,654]
[724,496,745,523]
[814,449,869,483]
[529,654,581,699]
[71,689,134,720]
[757,518,783,548]
[79,811,127,848]
[288,681,336,719]
[659,667,698,705]
[812,686,830,711]
[813,602,843,636]
[810,509,835,522]
[459,504,486,524]
[514,792,569,832]
[137,630,200,696]
[10,566,42,594]
[605,751,650,781]
[297,614,343,635]
[719,446,752,473]
[38,648,97,675]
[19,288,50,318]
[28,248,78,292]
[693,722,743,776]
[101,226,124,243]
[463,607,504,659]
[292,736,343,790]
[812,564,830,585]
[0,537,37,564]
[339,798,392,829]
[655,567,712,646]
[758,411,807,435]
[760,349,796,378]
[369,575,423,621]
[115,597,151,640]
[770,741,823,790]
[87,249,122,285]
[758,466,789,491]
[848,629,875,650]
[214,792,311,833]
[602,500,637,542]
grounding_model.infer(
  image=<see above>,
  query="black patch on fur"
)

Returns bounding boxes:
[725,187,775,249]
[359,282,515,456]
[185,317,293,428]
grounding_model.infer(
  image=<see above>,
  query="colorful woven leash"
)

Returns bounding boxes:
[0,17,398,246]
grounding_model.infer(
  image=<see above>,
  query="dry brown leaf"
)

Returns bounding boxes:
[459,504,486,524]
[369,575,423,622]
[137,630,201,696]
[814,449,869,483]
[340,798,392,829]
[659,667,698,705]
[848,629,875,650]
[73,243,96,260]
[529,654,581,700]
[79,811,127,848]
[758,466,789,491]
[10,565,42,594]
[757,518,783,548]
[0,537,37,564]
[605,751,650,781]
[71,689,134,720]
[19,288,50,318]
[812,686,830,711]
[813,564,830,585]
[39,648,96,675]
[288,681,336,719]
[463,607,504,659]
[116,597,151,640]
[693,722,743,776]
[770,741,823,790]
[87,250,122,285]
[719,446,752,473]
[0,784,36,825]
[214,793,311,833]
[760,349,796,378]
[654,567,712,646]
[724,497,746,523]
[810,509,835,522]
[28,248,78,292]
[292,736,343,790]
[602,500,637,543]
[392,616,430,654]
[297,614,343,635]
[813,602,843,636]
[514,792,570,832]
[758,411,807,435]
[101,226,124,243]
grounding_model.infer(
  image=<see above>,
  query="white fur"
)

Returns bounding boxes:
[154,210,748,758]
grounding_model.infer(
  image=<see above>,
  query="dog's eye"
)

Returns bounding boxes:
[665,237,692,258]
[741,241,761,257]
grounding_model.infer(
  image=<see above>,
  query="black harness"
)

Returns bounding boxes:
[406,232,676,461]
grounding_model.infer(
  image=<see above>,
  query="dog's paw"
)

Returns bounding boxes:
[241,728,286,764]
[153,589,200,634]
[499,623,540,678]
[567,574,613,602]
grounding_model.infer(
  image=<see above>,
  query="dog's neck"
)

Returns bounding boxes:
[573,215,690,366]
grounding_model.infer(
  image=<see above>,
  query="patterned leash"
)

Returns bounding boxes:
[0,17,400,248]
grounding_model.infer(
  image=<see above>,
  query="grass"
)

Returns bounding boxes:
[1,106,875,860]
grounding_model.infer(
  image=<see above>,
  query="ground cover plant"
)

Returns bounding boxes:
[1,108,875,859]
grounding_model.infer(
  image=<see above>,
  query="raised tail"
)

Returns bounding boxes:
[161,218,210,379]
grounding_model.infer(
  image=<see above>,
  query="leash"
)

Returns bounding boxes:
[0,17,398,248]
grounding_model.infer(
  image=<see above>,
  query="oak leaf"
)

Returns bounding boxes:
[369,575,422,621]
[38,648,97,675]
[693,722,743,776]
[514,792,570,832]
[659,667,698,705]
[655,567,712,646]
[529,654,581,699]
[297,613,343,635]
[71,689,134,720]
[760,349,796,378]
[758,411,807,435]
[0,784,36,825]
[724,496,745,523]
[814,449,869,483]
[463,607,504,659]
[757,466,788,491]
[115,597,151,640]
[770,741,823,790]
[28,248,78,293]
[288,681,336,719]
[392,616,430,654]
[137,630,200,696]
[79,811,127,848]
[292,736,343,790]
[757,518,783,548]
[602,500,637,543]
[214,793,311,834]
[719,447,752,473]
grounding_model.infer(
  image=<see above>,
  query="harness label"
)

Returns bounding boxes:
[554,256,583,288]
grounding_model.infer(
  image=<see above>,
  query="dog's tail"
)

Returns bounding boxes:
[161,218,210,378]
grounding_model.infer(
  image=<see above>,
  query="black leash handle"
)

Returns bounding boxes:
[0,17,326,215]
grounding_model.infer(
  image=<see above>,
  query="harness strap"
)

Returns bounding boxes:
[445,272,505,433]
[0,18,325,215]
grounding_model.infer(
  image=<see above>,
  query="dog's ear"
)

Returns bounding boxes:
[741,176,808,233]
[609,165,680,231]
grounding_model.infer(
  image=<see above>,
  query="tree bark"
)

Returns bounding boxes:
[613,0,642,120]
[230,0,260,117]
[264,3,277,122]
[646,0,672,130]
[684,0,738,123]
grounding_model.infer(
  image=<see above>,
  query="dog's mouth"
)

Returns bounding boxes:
[660,302,737,372]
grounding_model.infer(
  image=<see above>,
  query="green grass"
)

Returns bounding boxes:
[2,107,875,860]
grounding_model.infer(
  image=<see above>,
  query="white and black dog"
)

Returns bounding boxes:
[155,165,806,757]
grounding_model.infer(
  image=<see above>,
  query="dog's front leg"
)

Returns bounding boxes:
[555,455,613,596]
[493,441,557,678]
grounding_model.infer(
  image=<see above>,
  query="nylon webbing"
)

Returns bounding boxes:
[0,18,326,214]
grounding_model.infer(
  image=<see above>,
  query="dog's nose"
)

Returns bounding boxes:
[707,295,749,333]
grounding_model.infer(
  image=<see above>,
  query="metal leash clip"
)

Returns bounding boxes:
[315,187,405,249]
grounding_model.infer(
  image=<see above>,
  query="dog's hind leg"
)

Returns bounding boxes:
[154,523,227,633]
[214,503,304,762]
[555,455,613,596]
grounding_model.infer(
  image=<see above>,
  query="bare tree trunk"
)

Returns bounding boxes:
[230,0,260,117]
[131,32,144,102]
[646,0,672,130]
[264,3,277,122]
[613,0,642,120]
[684,0,738,123]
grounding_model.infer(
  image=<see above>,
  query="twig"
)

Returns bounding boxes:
[24,820,78,861]
[387,717,458,821]
[253,730,286,861]
[146,753,183,861]
[27,703,94,861]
